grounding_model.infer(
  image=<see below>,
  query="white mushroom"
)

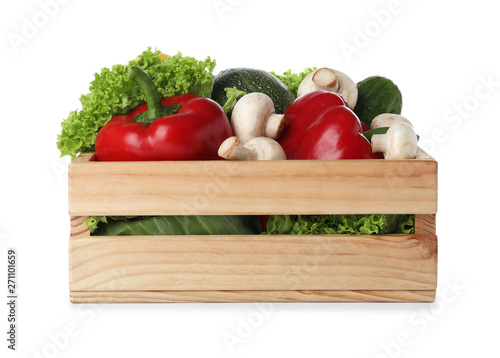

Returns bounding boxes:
[371,122,418,159]
[298,68,339,94]
[370,113,413,129]
[231,93,285,144]
[218,136,286,161]
[297,67,358,108]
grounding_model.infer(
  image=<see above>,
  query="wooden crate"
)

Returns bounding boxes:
[68,149,437,303]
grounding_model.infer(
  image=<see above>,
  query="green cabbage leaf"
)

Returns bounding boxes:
[91,215,261,236]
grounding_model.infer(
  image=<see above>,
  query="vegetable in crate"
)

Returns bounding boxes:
[95,66,232,161]
[353,76,403,128]
[211,68,295,119]
[218,92,287,161]
[369,113,418,159]
[296,67,359,109]
[91,215,262,236]
[87,214,414,236]
[57,49,216,159]
[371,122,417,159]
[266,214,415,235]
[278,90,383,159]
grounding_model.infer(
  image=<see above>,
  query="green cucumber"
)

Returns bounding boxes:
[353,76,403,128]
[211,68,295,119]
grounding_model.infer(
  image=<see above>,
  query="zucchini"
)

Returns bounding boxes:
[353,76,403,128]
[211,68,295,119]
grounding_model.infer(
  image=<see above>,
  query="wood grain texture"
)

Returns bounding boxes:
[70,216,90,237]
[415,214,437,235]
[68,152,437,216]
[69,234,437,292]
[70,289,436,303]
[72,152,95,163]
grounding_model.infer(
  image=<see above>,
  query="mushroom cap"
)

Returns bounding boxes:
[334,70,358,108]
[243,137,287,160]
[385,122,418,159]
[231,92,276,144]
[218,136,286,160]
[297,68,358,108]
[371,113,413,129]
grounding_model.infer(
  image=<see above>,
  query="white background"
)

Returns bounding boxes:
[1,0,499,357]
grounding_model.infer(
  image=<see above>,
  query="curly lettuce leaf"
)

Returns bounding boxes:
[57,48,216,159]
[222,87,247,113]
[84,216,107,233]
[85,216,136,234]
[266,214,415,235]
[270,67,317,96]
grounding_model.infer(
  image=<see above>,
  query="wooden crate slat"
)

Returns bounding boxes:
[70,289,436,303]
[70,216,90,237]
[69,234,437,292]
[415,214,437,235]
[69,154,437,216]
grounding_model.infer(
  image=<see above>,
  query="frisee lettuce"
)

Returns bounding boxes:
[57,48,216,159]
[84,216,135,234]
[222,87,247,113]
[270,67,317,96]
[265,214,415,235]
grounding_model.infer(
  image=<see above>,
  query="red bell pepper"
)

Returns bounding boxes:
[95,66,232,161]
[278,90,382,160]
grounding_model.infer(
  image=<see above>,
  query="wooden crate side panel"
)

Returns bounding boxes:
[70,290,436,303]
[69,234,437,292]
[69,158,437,216]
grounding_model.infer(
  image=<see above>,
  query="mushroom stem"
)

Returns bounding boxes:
[312,68,339,91]
[218,136,252,160]
[231,93,285,144]
[371,122,418,159]
[218,136,286,161]
[371,135,389,154]
[265,113,285,139]
[297,68,338,96]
